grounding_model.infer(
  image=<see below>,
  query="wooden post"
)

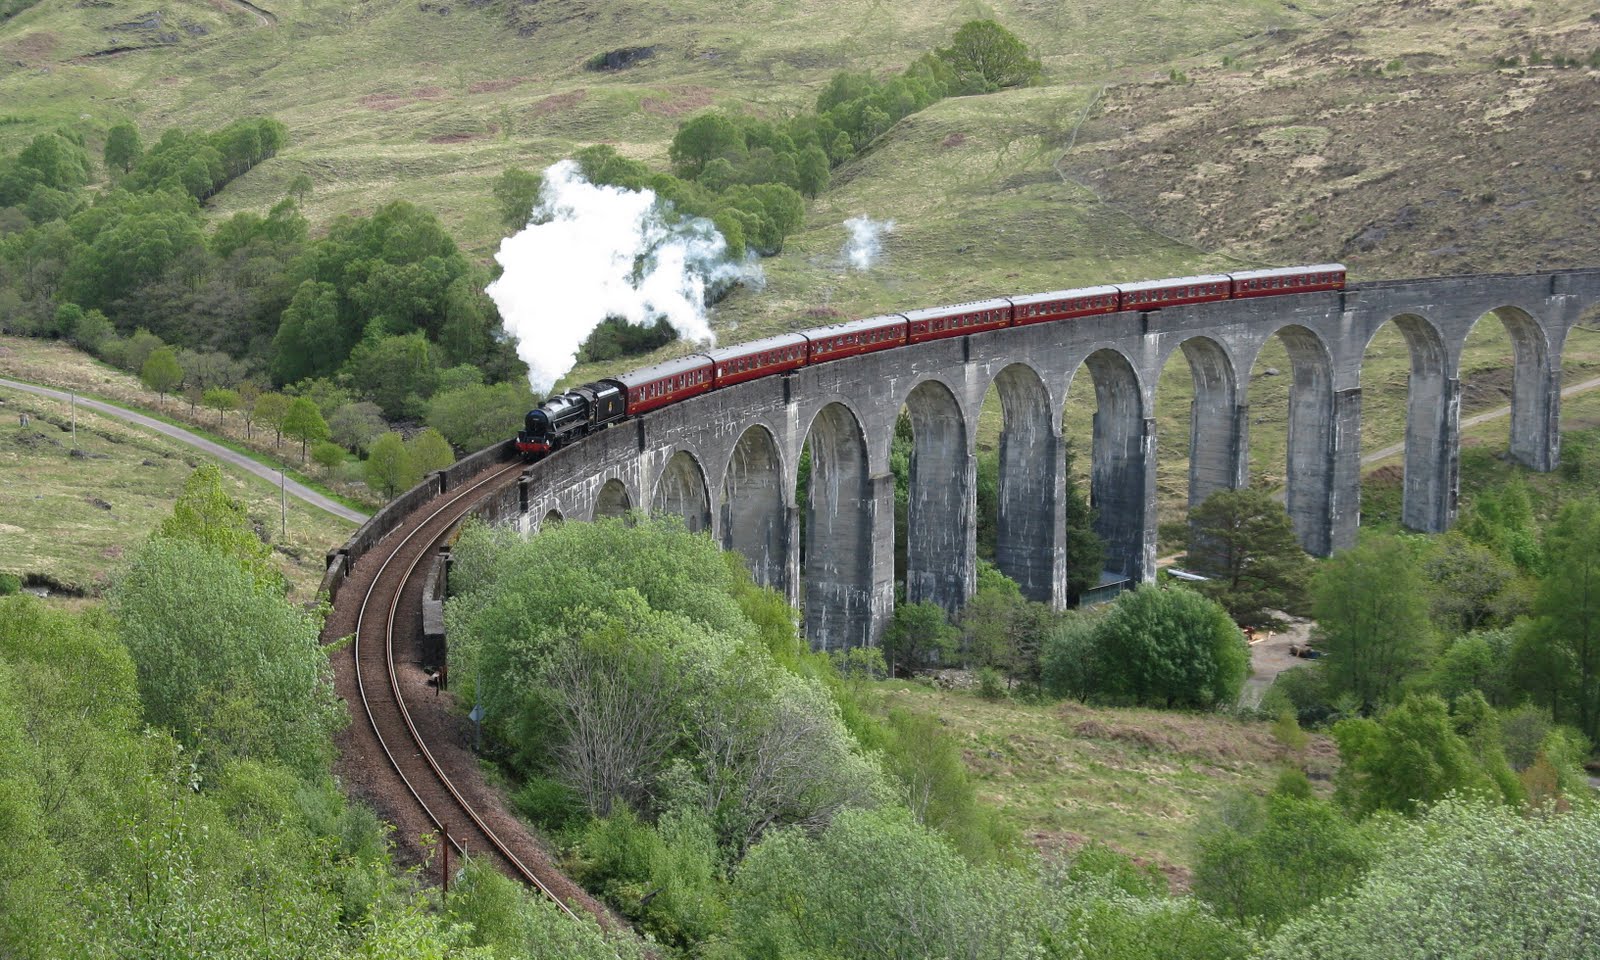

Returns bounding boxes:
[441,824,450,896]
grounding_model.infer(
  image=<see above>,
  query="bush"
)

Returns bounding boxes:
[0,573,19,596]
[977,666,1006,700]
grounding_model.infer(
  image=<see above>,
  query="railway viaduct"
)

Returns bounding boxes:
[331,268,1600,652]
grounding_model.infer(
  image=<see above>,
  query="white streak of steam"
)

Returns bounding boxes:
[841,215,894,271]
[486,160,762,393]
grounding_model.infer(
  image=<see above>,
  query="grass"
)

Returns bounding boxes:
[0,336,375,512]
[0,383,353,599]
[879,683,1335,881]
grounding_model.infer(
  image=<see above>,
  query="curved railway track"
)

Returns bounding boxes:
[340,459,587,919]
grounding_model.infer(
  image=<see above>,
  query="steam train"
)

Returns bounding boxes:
[515,264,1346,459]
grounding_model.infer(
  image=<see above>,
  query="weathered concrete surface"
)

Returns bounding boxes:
[499,268,1600,651]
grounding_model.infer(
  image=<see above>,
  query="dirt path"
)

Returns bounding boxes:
[1360,374,1600,466]
[1241,617,1313,708]
[229,0,277,27]
[0,376,367,524]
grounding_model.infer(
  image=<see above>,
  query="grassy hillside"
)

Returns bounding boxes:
[0,379,353,598]
[883,684,1336,883]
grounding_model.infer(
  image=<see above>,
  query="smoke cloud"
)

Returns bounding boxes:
[840,215,894,271]
[487,160,761,393]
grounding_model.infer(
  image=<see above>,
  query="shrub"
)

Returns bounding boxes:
[0,573,19,596]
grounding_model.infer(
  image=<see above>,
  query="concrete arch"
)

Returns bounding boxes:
[902,378,973,614]
[990,362,1061,604]
[651,449,712,534]
[1363,313,1454,531]
[1069,348,1153,580]
[720,425,789,591]
[1257,323,1339,555]
[802,401,874,651]
[592,478,632,520]
[540,508,564,530]
[1169,335,1245,512]
[1461,305,1557,471]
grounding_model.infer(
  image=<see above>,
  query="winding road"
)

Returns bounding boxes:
[0,376,367,524]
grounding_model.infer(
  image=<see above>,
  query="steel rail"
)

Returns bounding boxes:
[351,460,579,919]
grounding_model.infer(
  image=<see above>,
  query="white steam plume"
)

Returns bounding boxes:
[487,160,761,393]
[841,215,894,271]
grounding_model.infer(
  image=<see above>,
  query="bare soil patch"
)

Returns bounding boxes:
[530,88,586,115]
[642,85,715,117]
[4,31,59,64]
[467,76,526,94]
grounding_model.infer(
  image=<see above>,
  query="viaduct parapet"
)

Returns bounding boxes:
[340,269,1600,652]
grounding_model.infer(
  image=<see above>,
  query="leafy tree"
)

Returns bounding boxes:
[103,122,143,176]
[286,172,313,202]
[1193,787,1375,935]
[111,538,342,775]
[425,380,540,452]
[492,166,542,228]
[406,426,455,474]
[1264,799,1600,960]
[155,463,279,588]
[363,431,417,498]
[252,391,290,446]
[310,440,345,474]
[327,399,386,453]
[139,345,182,402]
[1520,498,1600,740]
[1187,488,1313,626]
[1040,611,1104,702]
[1312,534,1434,713]
[935,20,1043,94]
[1092,585,1250,708]
[882,601,957,677]
[345,331,440,418]
[670,113,748,180]
[271,280,347,384]
[1423,531,1522,634]
[1331,693,1517,817]
[200,386,239,427]
[70,307,112,352]
[281,396,329,462]
[1458,478,1543,572]
[1424,628,1515,707]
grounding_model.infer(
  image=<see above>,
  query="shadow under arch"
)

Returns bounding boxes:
[802,401,873,652]
[1361,312,1452,531]
[720,425,788,592]
[1461,304,1556,472]
[1256,324,1337,555]
[651,449,712,534]
[1069,348,1151,580]
[1169,335,1244,513]
[538,508,563,531]
[902,378,972,614]
[592,478,632,520]
[990,362,1059,604]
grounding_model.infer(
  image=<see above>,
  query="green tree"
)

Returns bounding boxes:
[935,20,1043,94]
[1331,693,1515,817]
[1520,499,1600,740]
[201,386,239,427]
[252,391,290,446]
[103,122,143,175]
[406,426,455,474]
[327,400,386,453]
[492,166,542,228]
[1312,534,1434,714]
[1193,787,1375,935]
[882,601,957,677]
[1423,531,1522,634]
[139,345,182,403]
[426,381,540,452]
[310,440,345,474]
[363,431,417,498]
[670,113,748,179]
[1040,611,1103,702]
[1264,799,1600,960]
[345,331,440,418]
[271,280,348,384]
[286,172,313,202]
[281,396,329,462]
[156,463,278,588]
[111,537,342,775]
[70,308,112,353]
[1187,488,1313,626]
[1092,585,1249,708]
